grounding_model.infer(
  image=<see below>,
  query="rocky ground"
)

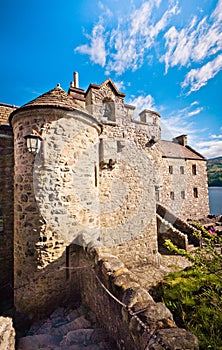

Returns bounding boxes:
[129,215,222,292]
[128,254,192,292]
[197,215,222,235]
[17,305,118,350]
[186,214,222,235]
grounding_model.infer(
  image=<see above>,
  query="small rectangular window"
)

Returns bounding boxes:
[180,166,185,174]
[94,165,98,187]
[181,191,185,199]
[169,165,173,174]
[192,164,197,175]
[193,187,198,198]
[170,191,175,200]
[155,186,160,201]
[0,209,4,234]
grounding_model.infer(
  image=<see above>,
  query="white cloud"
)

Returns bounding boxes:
[75,1,179,75]
[161,17,198,73]
[191,101,199,106]
[161,0,222,92]
[75,22,106,67]
[195,139,222,158]
[182,54,222,93]
[127,94,155,116]
[211,134,222,139]
[98,2,112,18]
[161,115,196,140]
[159,102,206,141]
[212,0,222,22]
[188,107,203,116]
[75,0,222,94]
[114,80,125,91]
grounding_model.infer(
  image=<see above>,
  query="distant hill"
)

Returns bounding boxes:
[207,156,222,187]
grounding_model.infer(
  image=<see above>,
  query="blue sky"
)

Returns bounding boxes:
[1,0,222,159]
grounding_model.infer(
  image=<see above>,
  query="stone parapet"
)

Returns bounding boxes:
[70,240,199,350]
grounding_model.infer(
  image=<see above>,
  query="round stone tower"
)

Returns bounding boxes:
[10,85,102,318]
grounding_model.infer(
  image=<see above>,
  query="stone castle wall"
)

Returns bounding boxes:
[12,107,101,317]
[0,125,14,305]
[11,81,162,316]
[86,81,160,268]
[156,155,209,221]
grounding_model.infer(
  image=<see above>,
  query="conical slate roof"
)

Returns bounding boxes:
[9,85,86,123]
[22,85,83,110]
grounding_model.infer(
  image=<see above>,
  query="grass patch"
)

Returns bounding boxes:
[156,229,222,349]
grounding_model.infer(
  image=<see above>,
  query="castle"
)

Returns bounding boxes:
[0,72,208,347]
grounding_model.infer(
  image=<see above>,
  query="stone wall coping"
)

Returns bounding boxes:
[124,103,136,110]
[131,119,158,126]
[139,109,161,118]
[76,237,199,349]
[101,119,117,126]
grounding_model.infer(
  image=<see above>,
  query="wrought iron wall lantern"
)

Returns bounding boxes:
[24,133,42,154]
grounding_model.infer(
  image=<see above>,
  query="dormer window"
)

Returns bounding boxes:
[102,99,115,121]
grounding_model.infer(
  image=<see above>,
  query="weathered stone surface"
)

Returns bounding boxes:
[20,305,118,350]
[156,146,209,221]
[52,316,91,336]
[141,302,174,322]
[147,328,199,350]
[2,77,202,350]
[61,328,108,346]
[0,317,15,350]
[0,124,14,309]
[17,334,60,350]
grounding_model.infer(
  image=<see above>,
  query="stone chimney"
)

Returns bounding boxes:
[173,134,187,146]
[73,72,79,88]
[68,71,85,108]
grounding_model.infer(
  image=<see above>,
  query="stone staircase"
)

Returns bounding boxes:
[17,305,118,350]
[156,213,189,249]
[156,204,200,251]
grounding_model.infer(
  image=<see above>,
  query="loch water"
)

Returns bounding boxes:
[208,187,222,215]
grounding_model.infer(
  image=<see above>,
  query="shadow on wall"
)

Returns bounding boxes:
[13,236,199,350]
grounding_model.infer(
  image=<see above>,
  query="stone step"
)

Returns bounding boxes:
[60,328,109,347]
[17,334,61,350]
[51,315,92,336]
[18,305,117,350]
